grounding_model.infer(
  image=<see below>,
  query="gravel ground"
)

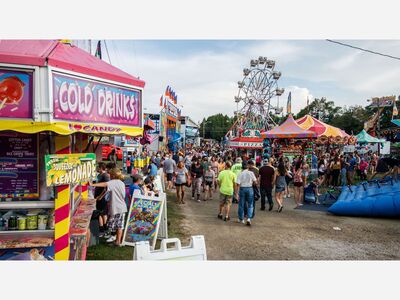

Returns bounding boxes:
[171,187,400,260]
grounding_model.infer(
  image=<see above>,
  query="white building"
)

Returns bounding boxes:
[180,116,200,147]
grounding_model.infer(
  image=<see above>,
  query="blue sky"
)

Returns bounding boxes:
[76,40,400,124]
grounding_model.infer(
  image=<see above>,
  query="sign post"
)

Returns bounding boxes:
[122,191,165,249]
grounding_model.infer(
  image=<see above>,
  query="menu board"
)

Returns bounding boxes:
[122,192,164,248]
[0,134,39,199]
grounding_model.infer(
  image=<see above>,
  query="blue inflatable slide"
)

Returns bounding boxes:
[328,178,400,218]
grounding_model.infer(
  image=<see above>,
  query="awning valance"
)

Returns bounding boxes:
[0,120,143,136]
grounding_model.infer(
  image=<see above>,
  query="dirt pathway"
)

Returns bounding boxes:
[171,187,400,260]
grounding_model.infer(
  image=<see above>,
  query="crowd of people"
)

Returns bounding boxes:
[155,143,399,227]
[88,142,400,245]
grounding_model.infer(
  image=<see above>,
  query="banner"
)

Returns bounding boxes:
[166,100,178,120]
[0,68,33,119]
[228,141,263,148]
[122,192,164,248]
[0,133,38,199]
[143,113,160,134]
[52,72,142,127]
[45,153,96,187]
[369,96,396,108]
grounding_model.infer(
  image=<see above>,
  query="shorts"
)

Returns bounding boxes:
[166,173,173,181]
[219,193,232,206]
[107,213,125,232]
[275,186,285,193]
[205,181,213,187]
[293,182,304,187]
[175,182,185,187]
[318,171,325,177]
[96,199,108,215]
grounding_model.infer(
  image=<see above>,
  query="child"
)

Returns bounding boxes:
[359,159,369,181]
[130,174,144,197]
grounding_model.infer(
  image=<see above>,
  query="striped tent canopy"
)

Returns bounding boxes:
[261,114,317,139]
[296,115,356,144]
[296,115,348,137]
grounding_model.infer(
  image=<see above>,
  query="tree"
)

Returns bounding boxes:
[330,105,369,134]
[199,114,233,141]
[296,97,341,123]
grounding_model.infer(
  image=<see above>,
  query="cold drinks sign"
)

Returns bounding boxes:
[52,72,142,127]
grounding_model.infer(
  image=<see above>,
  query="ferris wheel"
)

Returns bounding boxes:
[233,57,284,132]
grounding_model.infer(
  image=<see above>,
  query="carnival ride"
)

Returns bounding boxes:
[225,57,284,150]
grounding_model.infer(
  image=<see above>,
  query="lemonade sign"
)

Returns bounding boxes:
[45,153,96,187]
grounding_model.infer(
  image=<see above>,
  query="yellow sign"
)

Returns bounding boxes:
[0,119,143,136]
[45,153,97,187]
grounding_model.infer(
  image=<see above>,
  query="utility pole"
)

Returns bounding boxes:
[377,99,381,138]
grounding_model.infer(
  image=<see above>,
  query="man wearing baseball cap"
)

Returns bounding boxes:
[259,158,276,211]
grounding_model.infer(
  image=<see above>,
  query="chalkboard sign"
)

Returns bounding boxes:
[122,191,164,248]
[0,133,39,199]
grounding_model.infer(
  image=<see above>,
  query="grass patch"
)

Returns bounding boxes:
[86,191,187,260]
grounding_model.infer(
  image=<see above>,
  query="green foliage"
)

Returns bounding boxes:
[200,114,234,141]
[330,106,369,134]
[295,97,341,123]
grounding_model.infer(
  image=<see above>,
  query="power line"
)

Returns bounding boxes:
[326,39,400,61]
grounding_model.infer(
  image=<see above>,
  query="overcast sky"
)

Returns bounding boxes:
[85,40,400,124]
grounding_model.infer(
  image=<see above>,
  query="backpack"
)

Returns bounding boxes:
[294,169,303,183]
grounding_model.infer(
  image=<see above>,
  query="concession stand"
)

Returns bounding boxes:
[261,114,317,163]
[0,40,145,260]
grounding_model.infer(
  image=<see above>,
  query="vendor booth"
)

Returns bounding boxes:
[355,129,388,154]
[261,114,317,163]
[0,40,145,260]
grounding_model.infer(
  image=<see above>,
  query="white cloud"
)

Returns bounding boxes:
[280,86,313,114]
[109,40,400,122]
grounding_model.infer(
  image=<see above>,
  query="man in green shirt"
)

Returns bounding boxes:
[230,157,243,203]
[217,162,237,221]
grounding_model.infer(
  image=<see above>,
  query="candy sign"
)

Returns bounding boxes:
[52,72,142,127]
[45,153,96,187]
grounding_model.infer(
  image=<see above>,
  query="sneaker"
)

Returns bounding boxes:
[103,233,112,239]
[246,219,251,226]
[287,194,291,198]
[237,219,245,224]
[191,196,195,200]
[106,236,116,243]
[224,216,230,221]
[269,204,274,211]
[99,232,105,238]
[197,199,201,203]
[217,214,223,219]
